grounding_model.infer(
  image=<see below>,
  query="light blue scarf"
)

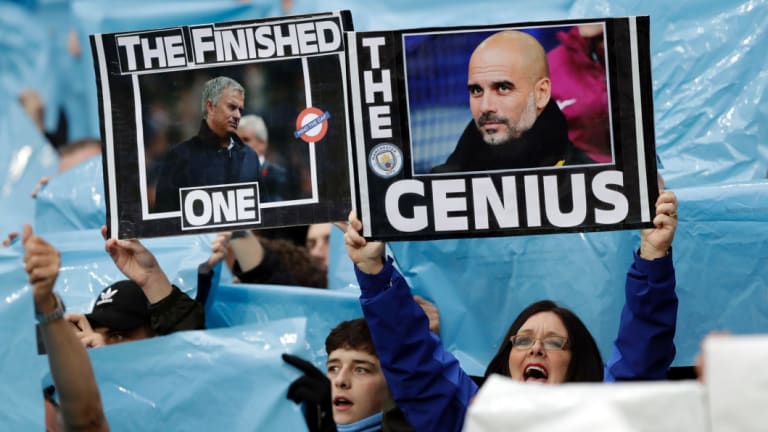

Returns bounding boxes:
[336,411,383,432]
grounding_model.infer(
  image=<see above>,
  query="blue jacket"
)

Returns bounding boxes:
[356,250,677,432]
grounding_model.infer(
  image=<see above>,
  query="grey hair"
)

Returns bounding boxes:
[238,114,269,142]
[201,76,244,119]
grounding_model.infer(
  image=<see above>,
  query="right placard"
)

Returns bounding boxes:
[347,16,658,240]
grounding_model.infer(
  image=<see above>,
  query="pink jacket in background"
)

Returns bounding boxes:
[548,26,612,163]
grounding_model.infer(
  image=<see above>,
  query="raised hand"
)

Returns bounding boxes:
[414,295,441,335]
[640,190,678,260]
[66,314,107,348]
[31,176,50,199]
[101,225,172,303]
[206,231,232,267]
[335,210,385,275]
[3,231,19,247]
[21,224,61,312]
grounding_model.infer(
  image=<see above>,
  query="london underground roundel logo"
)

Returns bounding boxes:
[294,107,330,143]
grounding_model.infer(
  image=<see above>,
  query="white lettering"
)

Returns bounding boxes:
[184,190,212,226]
[315,20,341,51]
[183,186,259,227]
[211,191,236,223]
[236,188,256,219]
[363,70,392,104]
[472,177,519,229]
[273,24,298,56]
[385,180,428,232]
[382,173,629,234]
[524,175,541,227]
[543,174,587,227]
[432,179,468,231]
[192,27,215,63]
[141,37,167,69]
[116,36,141,71]
[255,26,275,57]
[221,29,248,61]
[592,171,628,224]
[361,37,386,69]
[369,106,392,139]
[213,30,223,62]
[246,28,257,58]
[164,35,185,67]
[296,22,318,54]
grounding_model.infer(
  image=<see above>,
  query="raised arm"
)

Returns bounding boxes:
[101,226,204,333]
[606,190,679,381]
[23,225,110,432]
[101,225,172,304]
[342,212,477,432]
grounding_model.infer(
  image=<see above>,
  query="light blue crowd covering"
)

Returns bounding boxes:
[1,0,767,430]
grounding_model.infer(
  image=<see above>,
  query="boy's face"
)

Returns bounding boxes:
[326,348,389,425]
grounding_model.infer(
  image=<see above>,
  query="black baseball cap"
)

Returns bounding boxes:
[85,280,150,331]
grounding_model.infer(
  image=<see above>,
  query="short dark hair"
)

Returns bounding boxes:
[261,238,326,288]
[484,300,604,382]
[325,318,377,357]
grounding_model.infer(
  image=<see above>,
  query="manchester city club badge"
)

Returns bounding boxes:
[368,143,403,178]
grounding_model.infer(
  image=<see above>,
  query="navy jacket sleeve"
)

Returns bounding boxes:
[356,259,478,432]
[605,250,678,381]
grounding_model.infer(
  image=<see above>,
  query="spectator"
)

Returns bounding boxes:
[22,224,110,432]
[340,190,679,431]
[306,223,331,272]
[283,318,423,432]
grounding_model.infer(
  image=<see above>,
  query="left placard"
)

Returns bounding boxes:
[91,11,354,239]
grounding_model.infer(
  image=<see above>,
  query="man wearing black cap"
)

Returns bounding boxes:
[66,226,205,348]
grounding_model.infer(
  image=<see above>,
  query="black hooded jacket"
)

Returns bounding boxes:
[432,98,595,173]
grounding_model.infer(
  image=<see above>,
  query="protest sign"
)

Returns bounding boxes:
[91,11,354,238]
[347,17,658,240]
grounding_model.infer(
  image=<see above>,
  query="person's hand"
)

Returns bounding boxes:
[334,210,385,274]
[66,314,106,348]
[2,231,19,247]
[18,89,45,132]
[414,295,441,335]
[101,225,171,303]
[206,231,232,267]
[21,225,60,313]
[67,29,82,58]
[282,353,336,432]
[640,190,678,260]
[31,176,50,199]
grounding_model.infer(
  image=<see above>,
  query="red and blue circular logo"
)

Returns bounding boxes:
[294,107,330,143]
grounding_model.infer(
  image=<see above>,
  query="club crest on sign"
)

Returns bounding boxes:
[368,143,403,178]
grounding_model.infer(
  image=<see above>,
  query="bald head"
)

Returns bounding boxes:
[470,30,549,87]
[467,30,552,145]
